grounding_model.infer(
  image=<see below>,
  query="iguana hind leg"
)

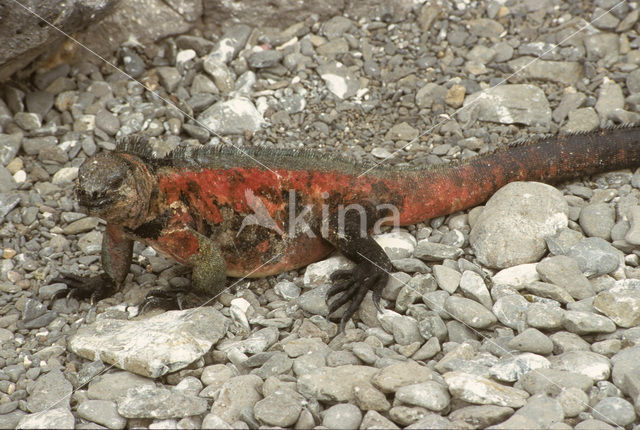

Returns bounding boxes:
[321,204,392,330]
[141,226,227,310]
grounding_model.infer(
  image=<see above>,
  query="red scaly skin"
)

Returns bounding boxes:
[62,126,640,323]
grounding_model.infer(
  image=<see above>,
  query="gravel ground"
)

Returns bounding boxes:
[2,0,640,429]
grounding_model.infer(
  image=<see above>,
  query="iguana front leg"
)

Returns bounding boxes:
[52,223,133,302]
[142,226,227,309]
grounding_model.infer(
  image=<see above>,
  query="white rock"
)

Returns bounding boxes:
[444,371,529,407]
[303,255,355,288]
[470,182,568,268]
[492,263,540,289]
[374,230,417,259]
[52,166,79,184]
[69,308,228,378]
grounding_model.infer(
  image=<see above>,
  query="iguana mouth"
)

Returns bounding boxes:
[76,191,115,210]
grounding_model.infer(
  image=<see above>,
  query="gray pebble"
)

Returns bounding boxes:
[567,237,620,277]
[395,381,450,412]
[492,294,529,330]
[16,408,74,429]
[322,403,362,430]
[458,270,492,309]
[25,91,54,118]
[253,389,303,427]
[579,203,615,240]
[592,396,636,427]
[77,400,126,429]
[26,369,72,413]
[117,384,207,419]
[120,47,145,78]
[507,328,554,355]
[14,112,41,130]
[95,109,120,136]
[444,295,496,329]
[156,67,183,93]
[536,255,595,300]
[248,49,283,69]
[526,302,565,330]
[557,386,589,417]
[520,367,594,396]
[551,350,611,381]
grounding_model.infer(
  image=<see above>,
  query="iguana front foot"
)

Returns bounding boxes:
[50,273,116,305]
[327,264,387,331]
[139,288,189,314]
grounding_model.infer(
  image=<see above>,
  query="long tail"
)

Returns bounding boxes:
[395,124,640,224]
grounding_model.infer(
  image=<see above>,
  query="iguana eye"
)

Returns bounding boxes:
[109,175,124,189]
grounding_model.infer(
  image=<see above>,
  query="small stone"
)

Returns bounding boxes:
[77,399,126,429]
[520,367,594,396]
[117,385,207,419]
[579,203,615,240]
[14,112,41,130]
[26,369,72,412]
[536,255,595,300]
[526,302,565,330]
[322,403,362,430]
[562,310,616,335]
[592,396,636,427]
[69,308,227,378]
[414,240,463,261]
[444,371,529,407]
[593,281,640,328]
[385,122,418,141]
[463,84,551,126]
[317,61,359,99]
[432,265,461,294]
[459,270,492,309]
[16,408,74,429]
[624,205,640,244]
[248,49,283,68]
[557,386,589,417]
[253,389,302,427]
[444,295,497,328]
[197,98,264,135]
[449,405,514,428]
[155,67,181,92]
[371,360,433,393]
[550,351,610,381]
[395,381,450,412]
[507,328,554,355]
[297,365,378,403]
[492,294,529,330]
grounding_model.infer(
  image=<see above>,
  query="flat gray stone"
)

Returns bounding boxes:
[444,295,497,329]
[26,369,72,413]
[464,84,551,126]
[550,351,610,381]
[16,408,74,430]
[117,384,207,419]
[69,308,228,378]
[77,399,126,429]
[537,256,594,300]
[444,371,529,408]
[593,281,640,327]
[87,370,155,401]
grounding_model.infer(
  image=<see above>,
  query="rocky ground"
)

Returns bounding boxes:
[1,0,640,428]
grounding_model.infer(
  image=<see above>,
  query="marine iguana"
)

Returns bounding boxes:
[54,126,640,327]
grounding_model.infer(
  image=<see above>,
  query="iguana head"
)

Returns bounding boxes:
[76,152,156,229]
